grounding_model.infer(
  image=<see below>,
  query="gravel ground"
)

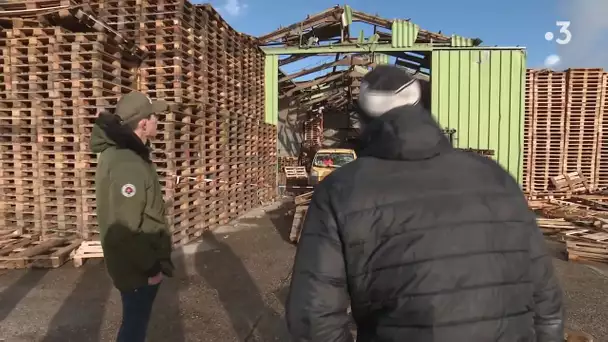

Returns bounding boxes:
[0,203,606,341]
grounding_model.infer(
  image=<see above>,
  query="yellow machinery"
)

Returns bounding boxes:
[308,148,357,185]
[289,148,357,243]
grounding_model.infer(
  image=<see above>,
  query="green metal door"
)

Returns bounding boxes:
[430,48,526,183]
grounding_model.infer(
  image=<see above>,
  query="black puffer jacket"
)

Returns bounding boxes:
[285,105,564,342]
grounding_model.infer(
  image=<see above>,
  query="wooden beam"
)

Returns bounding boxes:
[279,54,310,66]
[280,55,369,83]
[293,84,347,101]
[300,90,347,108]
[283,23,342,45]
[283,72,345,97]
[258,6,343,44]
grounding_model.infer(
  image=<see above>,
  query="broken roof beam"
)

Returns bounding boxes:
[300,91,347,108]
[280,55,370,83]
[396,57,430,70]
[331,97,350,108]
[383,51,426,63]
[283,71,346,97]
[292,85,347,104]
[351,10,392,28]
[384,51,431,69]
[283,23,342,45]
[258,6,343,44]
[279,54,311,66]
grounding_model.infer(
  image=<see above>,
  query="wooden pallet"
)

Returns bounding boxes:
[537,217,580,236]
[550,171,590,193]
[566,240,608,262]
[0,234,82,269]
[284,166,308,179]
[71,240,103,267]
[563,228,608,262]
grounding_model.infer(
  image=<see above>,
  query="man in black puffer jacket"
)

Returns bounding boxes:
[285,65,564,342]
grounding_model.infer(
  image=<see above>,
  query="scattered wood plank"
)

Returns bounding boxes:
[566,240,608,262]
[289,205,309,243]
[0,235,82,269]
[537,218,581,236]
[294,191,313,206]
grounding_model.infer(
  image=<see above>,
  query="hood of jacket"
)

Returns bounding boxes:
[357,104,452,161]
[90,111,152,163]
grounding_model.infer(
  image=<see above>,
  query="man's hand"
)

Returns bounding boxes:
[148,272,163,285]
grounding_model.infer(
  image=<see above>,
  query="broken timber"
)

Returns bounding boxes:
[0,234,82,269]
[289,191,314,243]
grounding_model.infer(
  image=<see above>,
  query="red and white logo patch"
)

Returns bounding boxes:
[121,184,136,198]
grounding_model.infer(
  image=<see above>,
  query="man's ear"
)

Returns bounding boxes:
[137,118,147,131]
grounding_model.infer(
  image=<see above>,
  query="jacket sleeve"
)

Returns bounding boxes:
[103,162,162,277]
[286,185,353,342]
[529,216,565,341]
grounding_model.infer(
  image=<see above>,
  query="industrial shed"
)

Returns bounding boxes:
[259,5,526,180]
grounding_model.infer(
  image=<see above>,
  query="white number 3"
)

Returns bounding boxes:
[555,21,572,45]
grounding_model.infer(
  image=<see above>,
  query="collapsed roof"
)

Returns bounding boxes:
[258,5,481,113]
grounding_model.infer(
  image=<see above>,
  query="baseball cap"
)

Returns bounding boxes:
[115,91,169,124]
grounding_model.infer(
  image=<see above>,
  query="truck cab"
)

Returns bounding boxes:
[309,148,357,185]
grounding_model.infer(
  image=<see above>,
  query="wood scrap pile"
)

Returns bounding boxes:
[534,195,608,263]
[0,230,82,269]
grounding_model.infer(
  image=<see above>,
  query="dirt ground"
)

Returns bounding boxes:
[0,201,607,341]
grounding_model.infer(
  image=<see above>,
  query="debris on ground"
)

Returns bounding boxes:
[533,193,608,264]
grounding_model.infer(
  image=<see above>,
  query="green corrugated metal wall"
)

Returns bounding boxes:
[264,55,279,125]
[450,35,475,47]
[391,20,419,48]
[431,49,526,182]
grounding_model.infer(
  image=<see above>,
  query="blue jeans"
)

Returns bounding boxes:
[116,283,160,342]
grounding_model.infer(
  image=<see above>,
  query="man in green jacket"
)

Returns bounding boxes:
[91,91,174,342]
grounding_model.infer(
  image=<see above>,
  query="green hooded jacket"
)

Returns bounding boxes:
[91,112,173,291]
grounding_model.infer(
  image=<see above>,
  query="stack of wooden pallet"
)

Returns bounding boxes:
[0,26,42,236]
[524,68,608,198]
[0,18,137,267]
[0,1,278,268]
[596,74,608,189]
[303,113,323,148]
[522,69,535,193]
[49,30,135,239]
[529,69,567,195]
[563,69,603,189]
[137,1,211,245]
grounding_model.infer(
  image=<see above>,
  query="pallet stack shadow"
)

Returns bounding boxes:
[524,68,608,197]
[85,0,277,245]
